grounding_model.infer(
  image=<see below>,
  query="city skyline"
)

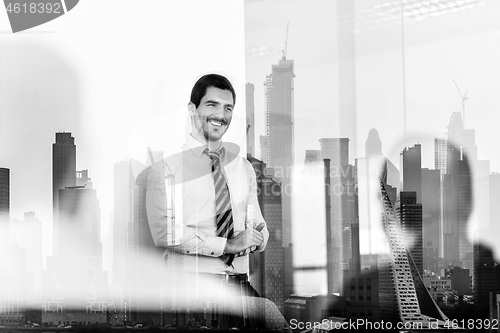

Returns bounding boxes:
[1,1,500,258]
[1,111,499,328]
[2,0,500,328]
[1,109,499,261]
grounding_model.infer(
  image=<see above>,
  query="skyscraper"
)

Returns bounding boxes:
[0,168,9,225]
[442,173,460,266]
[319,138,349,166]
[53,132,76,210]
[434,138,448,177]
[248,156,286,323]
[378,183,446,325]
[264,56,294,171]
[421,168,441,252]
[400,144,422,203]
[52,132,76,255]
[265,55,295,302]
[58,187,101,258]
[260,136,268,165]
[445,113,474,264]
[365,128,382,157]
[304,150,320,165]
[246,83,255,157]
[398,191,423,275]
[473,244,500,316]
[362,128,399,191]
[321,138,355,294]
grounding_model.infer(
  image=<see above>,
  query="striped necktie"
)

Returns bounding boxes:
[205,148,234,266]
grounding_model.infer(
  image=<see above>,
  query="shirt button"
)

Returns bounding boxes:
[211,252,214,255]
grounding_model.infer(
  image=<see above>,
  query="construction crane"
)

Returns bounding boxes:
[282,21,289,59]
[453,79,468,126]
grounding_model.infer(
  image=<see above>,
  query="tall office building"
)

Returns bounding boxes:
[265,55,295,302]
[304,150,320,165]
[53,132,77,210]
[52,132,76,255]
[0,168,9,232]
[378,183,446,325]
[437,118,473,266]
[421,168,441,252]
[397,192,423,275]
[0,244,28,327]
[320,138,349,166]
[473,244,500,316]
[362,129,400,191]
[365,128,382,157]
[447,112,478,164]
[0,167,9,212]
[434,138,448,178]
[400,144,422,203]
[260,136,268,165]
[248,156,286,324]
[457,158,473,264]
[447,113,475,263]
[386,159,400,191]
[322,139,355,294]
[0,168,27,327]
[264,56,294,171]
[422,246,438,275]
[58,187,101,259]
[343,268,380,321]
[342,226,352,269]
[442,173,460,266]
[246,83,255,157]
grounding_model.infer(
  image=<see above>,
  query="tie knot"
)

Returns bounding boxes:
[205,148,223,160]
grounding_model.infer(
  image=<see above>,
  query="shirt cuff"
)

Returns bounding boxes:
[202,235,226,257]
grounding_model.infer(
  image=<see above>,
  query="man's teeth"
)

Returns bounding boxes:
[209,120,223,127]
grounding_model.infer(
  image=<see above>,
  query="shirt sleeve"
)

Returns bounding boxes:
[145,160,226,257]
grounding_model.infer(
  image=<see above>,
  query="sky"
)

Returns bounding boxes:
[1,0,500,292]
[245,0,500,172]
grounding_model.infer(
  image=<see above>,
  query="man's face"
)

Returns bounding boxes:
[189,86,234,143]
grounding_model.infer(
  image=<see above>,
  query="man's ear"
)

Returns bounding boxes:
[188,102,196,117]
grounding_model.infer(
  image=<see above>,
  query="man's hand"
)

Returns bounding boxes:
[225,223,265,255]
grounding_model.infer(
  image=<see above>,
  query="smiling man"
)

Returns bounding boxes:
[145,73,269,298]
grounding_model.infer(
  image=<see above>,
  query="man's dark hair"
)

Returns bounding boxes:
[190,74,236,108]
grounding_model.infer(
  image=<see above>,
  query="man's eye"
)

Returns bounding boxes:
[226,108,233,112]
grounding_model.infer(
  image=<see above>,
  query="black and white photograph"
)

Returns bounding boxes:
[1,0,500,331]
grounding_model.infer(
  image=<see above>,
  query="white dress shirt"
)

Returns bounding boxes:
[145,134,269,274]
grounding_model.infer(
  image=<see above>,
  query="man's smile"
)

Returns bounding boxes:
[206,117,227,128]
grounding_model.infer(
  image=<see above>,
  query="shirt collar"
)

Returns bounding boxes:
[185,134,226,161]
